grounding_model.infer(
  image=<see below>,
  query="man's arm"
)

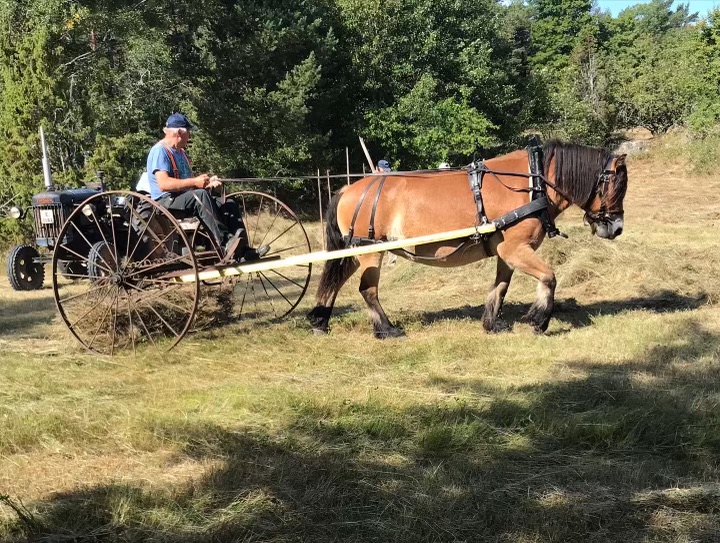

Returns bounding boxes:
[155,170,213,192]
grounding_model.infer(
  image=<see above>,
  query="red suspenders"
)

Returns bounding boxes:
[160,143,193,178]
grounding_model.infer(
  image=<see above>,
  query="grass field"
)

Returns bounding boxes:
[2,136,720,542]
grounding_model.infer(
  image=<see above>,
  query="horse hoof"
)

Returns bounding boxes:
[312,327,329,336]
[489,320,510,333]
[374,328,406,339]
[531,322,549,334]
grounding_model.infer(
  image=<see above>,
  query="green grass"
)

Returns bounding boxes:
[2,135,720,541]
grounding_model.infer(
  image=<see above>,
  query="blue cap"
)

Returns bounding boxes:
[378,160,390,169]
[165,113,195,129]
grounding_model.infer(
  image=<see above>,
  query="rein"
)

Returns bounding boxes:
[477,168,573,204]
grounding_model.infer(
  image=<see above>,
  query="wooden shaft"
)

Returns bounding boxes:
[317,169,325,247]
[176,223,497,283]
[359,137,376,173]
[346,147,351,185]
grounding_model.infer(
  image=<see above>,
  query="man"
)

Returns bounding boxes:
[377,159,391,172]
[146,113,264,263]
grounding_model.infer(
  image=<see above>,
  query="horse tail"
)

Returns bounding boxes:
[316,188,356,300]
[324,189,346,252]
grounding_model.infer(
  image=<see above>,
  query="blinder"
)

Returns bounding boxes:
[583,155,621,227]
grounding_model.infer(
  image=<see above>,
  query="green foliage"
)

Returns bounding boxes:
[530,0,594,72]
[539,33,613,144]
[339,0,539,162]
[687,9,720,138]
[0,1,65,203]
[85,133,153,189]
[1,0,720,243]
[611,29,708,135]
[367,74,496,168]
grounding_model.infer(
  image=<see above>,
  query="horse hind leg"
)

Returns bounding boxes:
[307,256,359,334]
[482,257,514,332]
[357,253,404,339]
[497,242,556,333]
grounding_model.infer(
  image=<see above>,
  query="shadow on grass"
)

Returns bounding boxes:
[415,290,708,330]
[0,294,57,335]
[4,320,720,542]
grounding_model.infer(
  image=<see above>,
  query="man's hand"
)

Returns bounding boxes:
[194,174,221,189]
[194,173,210,189]
[207,175,221,189]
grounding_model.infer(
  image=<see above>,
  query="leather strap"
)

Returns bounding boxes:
[467,161,489,226]
[368,175,388,240]
[347,176,386,245]
[160,143,193,179]
[527,144,565,238]
[493,196,551,230]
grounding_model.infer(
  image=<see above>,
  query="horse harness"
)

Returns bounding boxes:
[583,155,618,225]
[467,142,566,239]
[341,144,571,261]
[342,173,472,262]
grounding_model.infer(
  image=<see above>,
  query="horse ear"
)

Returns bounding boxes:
[615,154,627,166]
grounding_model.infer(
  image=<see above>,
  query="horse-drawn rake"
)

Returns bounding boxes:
[46,137,628,354]
[52,190,315,355]
[51,187,496,355]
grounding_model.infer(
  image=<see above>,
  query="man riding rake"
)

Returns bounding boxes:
[145,113,268,264]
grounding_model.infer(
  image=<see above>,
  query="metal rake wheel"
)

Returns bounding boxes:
[224,190,312,323]
[52,191,200,355]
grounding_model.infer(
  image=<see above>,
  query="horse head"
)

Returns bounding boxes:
[582,154,627,240]
[544,141,628,240]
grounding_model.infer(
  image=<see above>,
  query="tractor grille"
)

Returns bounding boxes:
[33,204,73,245]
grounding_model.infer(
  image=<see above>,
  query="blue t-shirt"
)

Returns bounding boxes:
[146,143,193,200]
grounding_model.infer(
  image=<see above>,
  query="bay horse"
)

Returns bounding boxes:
[308,140,628,337]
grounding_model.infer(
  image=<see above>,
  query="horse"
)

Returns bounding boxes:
[307,140,628,338]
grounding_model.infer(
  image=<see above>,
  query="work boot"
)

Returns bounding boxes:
[240,244,270,262]
[221,229,244,264]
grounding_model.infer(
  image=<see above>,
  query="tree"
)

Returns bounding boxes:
[529,0,594,72]
[611,29,707,134]
[337,0,539,166]
[367,74,495,168]
[0,0,67,217]
[688,8,720,136]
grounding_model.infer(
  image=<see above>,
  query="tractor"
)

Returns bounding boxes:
[6,180,104,290]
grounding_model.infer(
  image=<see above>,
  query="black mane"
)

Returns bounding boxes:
[542,140,613,207]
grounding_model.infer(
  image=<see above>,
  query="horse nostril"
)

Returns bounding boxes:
[615,227,623,236]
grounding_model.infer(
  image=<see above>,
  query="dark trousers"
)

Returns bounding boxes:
[157,189,242,248]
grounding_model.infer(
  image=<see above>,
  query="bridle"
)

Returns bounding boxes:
[583,155,622,228]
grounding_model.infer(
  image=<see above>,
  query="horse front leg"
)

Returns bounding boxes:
[482,257,515,332]
[497,242,556,333]
[358,253,404,339]
[307,257,359,334]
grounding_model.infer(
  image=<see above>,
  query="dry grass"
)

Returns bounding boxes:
[2,135,720,542]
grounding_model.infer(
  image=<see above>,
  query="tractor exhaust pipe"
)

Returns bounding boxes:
[40,125,54,191]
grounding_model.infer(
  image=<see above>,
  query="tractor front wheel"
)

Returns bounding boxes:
[7,244,44,291]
